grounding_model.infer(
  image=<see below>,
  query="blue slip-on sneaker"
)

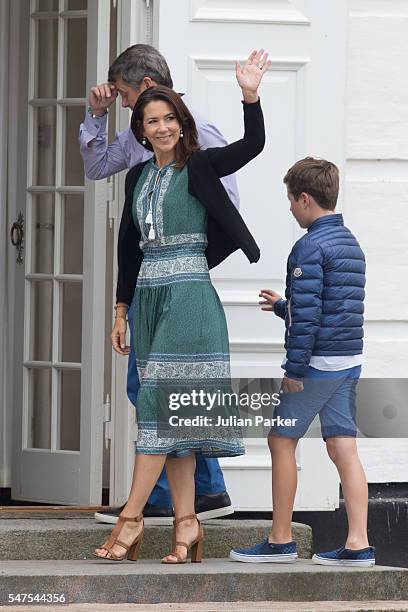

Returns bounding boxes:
[229,539,298,563]
[312,545,375,567]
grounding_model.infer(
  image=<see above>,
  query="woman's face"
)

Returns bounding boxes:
[142,100,181,156]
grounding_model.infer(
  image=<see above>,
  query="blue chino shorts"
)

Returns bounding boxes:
[270,365,362,440]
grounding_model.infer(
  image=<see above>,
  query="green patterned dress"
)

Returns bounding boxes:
[130,158,243,458]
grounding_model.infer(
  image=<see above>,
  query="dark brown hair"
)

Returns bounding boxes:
[283,157,339,210]
[131,86,199,169]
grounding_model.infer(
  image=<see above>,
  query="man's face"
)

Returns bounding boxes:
[113,76,148,110]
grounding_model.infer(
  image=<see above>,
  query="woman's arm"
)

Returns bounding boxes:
[116,166,144,306]
[204,49,270,178]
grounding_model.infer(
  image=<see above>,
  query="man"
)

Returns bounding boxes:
[79,44,239,525]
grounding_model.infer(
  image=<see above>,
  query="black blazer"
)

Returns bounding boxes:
[116,99,265,305]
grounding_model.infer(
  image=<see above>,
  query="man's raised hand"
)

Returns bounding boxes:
[89,82,118,116]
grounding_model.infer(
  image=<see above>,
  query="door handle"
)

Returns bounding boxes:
[10,211,24,264]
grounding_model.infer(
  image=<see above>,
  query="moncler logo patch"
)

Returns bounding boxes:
[293,267,302,278]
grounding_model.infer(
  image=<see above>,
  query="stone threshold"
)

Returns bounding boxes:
[1,560,407,605]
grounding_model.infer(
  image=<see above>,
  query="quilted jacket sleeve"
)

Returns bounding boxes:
[284,237,324,379]
[273,299,287,320]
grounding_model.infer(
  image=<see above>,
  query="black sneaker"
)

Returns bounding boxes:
[195,492,234,521]
[94,502,174,526]
[94,491,234,525]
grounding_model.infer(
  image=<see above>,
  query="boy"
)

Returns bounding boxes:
[230,157,375,566]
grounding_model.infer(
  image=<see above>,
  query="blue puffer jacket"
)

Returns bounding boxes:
[274,214,366,379]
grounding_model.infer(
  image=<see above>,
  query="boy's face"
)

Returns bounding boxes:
[287,190,310,228]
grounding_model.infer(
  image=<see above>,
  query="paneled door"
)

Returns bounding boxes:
[10,0,111,504]
[154,0,346,510]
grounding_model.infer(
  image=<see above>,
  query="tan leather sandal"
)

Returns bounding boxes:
[93,514,144,561]
[162,513,204,564]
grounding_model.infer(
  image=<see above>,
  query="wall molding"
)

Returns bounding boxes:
[192,55,310,73]
[218,291,262,307]
[230,339,283,353]
[190,0,310,26]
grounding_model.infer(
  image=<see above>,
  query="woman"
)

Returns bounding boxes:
[94,49,270,564]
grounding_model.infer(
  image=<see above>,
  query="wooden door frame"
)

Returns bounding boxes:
[0,0,12,490]
[7,0,110,505]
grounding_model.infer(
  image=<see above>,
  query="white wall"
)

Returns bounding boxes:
[344,0,408,479]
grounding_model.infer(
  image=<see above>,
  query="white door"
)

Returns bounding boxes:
[153,0,346,510]
[10,0,111,504]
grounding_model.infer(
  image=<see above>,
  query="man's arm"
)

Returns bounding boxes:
[284,239,324,380]
[79,112,129,179]
[79,79,153,180]
[195,119,241,210]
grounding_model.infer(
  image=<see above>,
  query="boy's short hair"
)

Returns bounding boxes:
[283,157,339,210]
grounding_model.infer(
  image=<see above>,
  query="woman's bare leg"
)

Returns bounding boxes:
[162,452,197,562]
[95,453,166,558]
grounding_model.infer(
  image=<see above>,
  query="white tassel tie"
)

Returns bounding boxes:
[145,208,155,240]
[146,168,162,241]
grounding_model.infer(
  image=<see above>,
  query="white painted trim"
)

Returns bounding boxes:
[20,447,78,454]
[0,0,10,487]
[77,0,111,504]
[107,0,145,506]
[29,11,58,19]
[230,339,283,353]
[220,439,339,512]
[216,290,277,307]
[9,0,32,496]
[189,0,311,26]
[192,56,310,72]
[23,361,82,369]
[28,99,86,106]
[59,10,88,19]
[106,0,156,505]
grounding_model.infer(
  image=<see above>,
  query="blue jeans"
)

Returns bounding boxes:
[127,310,226,508]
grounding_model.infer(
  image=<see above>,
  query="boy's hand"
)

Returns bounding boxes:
[281,376,304,393]
[259,289,282,311]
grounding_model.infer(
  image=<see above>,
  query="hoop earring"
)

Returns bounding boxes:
[142,137,147,145]
[180,129,184,139]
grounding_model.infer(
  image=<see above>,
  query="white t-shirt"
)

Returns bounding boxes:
[282,355,363,372]
[309,355,363,371]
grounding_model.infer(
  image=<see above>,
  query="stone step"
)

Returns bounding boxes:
[5,604,408,612]
[1,560,407,606]
[0,519,311,561]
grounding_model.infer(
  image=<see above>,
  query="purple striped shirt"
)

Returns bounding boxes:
[79,98,240,209]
